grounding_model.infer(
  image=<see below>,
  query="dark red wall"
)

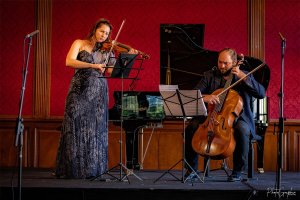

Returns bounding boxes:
[265,0,300,120]
[1,0,299,120]
[50,0,248,115]
[0,0,35,116]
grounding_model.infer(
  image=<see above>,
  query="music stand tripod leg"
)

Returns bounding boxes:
[182,117,203,183]
[183,158,203,183]
[91,125,142,182]
[154,117,203,183]
[153,159,182,183]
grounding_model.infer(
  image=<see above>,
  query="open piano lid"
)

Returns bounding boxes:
[160,24,270,90]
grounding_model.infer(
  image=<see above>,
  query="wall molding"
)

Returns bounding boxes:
[33,0,52,118]
[248,0,265,60]
[1,117,299,171]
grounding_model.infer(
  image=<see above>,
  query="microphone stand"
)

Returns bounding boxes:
[15,35,34,200]
[275,32,286,190]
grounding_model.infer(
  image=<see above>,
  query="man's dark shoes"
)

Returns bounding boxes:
[227,171,242,182]
[184,170,200,181]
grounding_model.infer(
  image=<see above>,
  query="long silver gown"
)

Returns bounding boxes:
[55,45,115,179]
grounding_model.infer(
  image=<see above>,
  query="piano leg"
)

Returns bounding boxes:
[256,125,267,173]
[125,129,139,170]
[124,120,146,170]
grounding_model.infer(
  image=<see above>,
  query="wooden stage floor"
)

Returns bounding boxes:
[0,168,299,200]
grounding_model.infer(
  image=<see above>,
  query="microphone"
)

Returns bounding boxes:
[25,30,39,38]
[279,32,286,41]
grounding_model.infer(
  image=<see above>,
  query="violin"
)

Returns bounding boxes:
[101,41,150,59]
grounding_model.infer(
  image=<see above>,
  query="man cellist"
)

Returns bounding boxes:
[185,48,266,182]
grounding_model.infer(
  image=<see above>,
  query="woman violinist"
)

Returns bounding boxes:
[185,48,266,182]
[55,18,138,179]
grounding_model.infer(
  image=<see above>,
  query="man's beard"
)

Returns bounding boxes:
[220,69,232,77]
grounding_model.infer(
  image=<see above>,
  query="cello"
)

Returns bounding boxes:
[191,61,265,160]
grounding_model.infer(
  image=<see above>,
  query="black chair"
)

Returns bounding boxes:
[248,107,269,178]
[247,58,270,179]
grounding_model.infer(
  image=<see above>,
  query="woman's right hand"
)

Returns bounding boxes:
[93,63,106,73]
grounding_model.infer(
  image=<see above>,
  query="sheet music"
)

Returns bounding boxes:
[159,85,207,117]
[159,84,179,91]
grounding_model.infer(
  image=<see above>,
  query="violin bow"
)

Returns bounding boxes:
[217,62,266,97]
[103,19,126,66]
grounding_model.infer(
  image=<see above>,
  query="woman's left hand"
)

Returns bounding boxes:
[128,48,138,54]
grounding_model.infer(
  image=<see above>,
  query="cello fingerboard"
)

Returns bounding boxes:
[215,73,233,112]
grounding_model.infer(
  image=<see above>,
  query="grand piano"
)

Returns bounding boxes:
[109,24,270,171]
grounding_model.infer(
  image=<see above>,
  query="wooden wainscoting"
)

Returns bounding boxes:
[0,118,62,168]
[0,117,299,172]
[263,121,300,172]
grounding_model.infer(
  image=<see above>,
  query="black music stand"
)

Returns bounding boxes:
[154,85,207,183]
[91,53,143,183]
[110,53,136,78]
